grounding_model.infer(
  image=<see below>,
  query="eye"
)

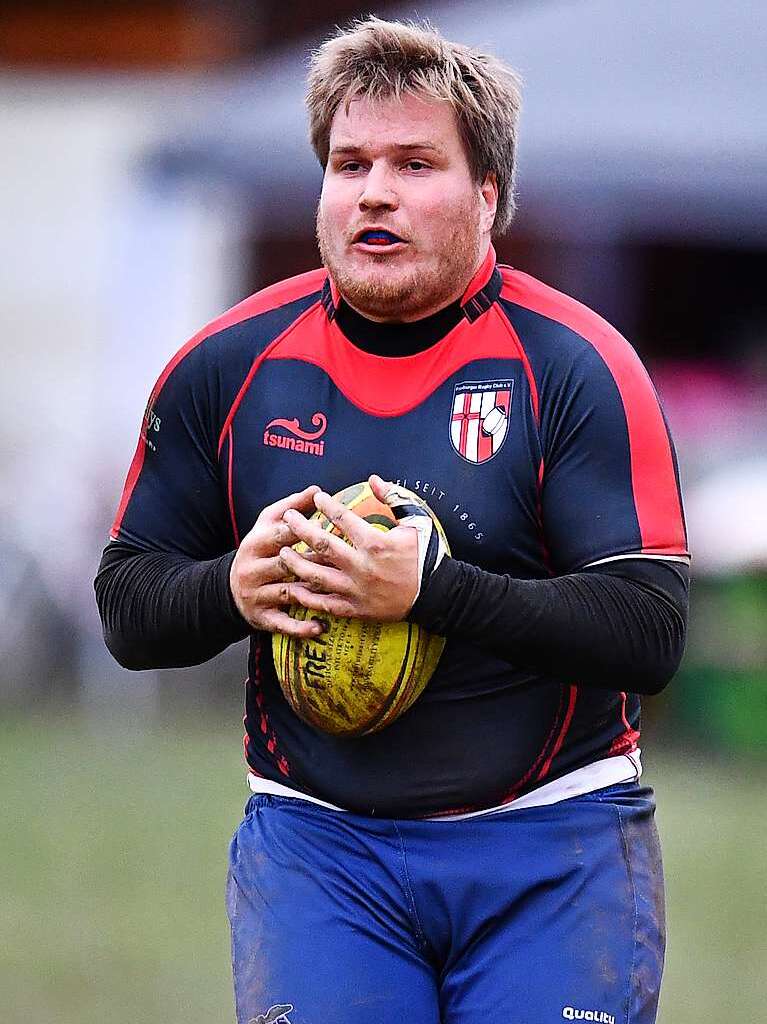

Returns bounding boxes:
[339,161,364,173]
[405,160,430,171]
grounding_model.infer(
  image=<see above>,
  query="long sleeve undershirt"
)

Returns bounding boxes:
[410,555,688,695]
[94,540,688,694]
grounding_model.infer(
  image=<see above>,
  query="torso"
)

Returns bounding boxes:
[115,252,687,816]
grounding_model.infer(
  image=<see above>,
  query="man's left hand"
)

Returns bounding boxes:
[279,475,419,621]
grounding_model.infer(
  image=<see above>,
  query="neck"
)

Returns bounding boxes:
[342,236,492,324]
[335,295,464,357]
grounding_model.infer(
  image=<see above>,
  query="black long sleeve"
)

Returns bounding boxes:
[96,536,688,692]
[94,540,248,670]
[410,556,689,694]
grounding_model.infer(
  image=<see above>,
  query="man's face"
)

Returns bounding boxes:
[317,92,497,322]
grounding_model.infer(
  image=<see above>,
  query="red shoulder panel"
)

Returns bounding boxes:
[218,269,327,326]
[500,268,687,556]
[110,270,326,538]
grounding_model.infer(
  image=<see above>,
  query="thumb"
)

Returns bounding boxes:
[368,474,394,502]
[373,480,449,601]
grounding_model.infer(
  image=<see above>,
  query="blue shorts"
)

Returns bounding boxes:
[226,782,665,1024]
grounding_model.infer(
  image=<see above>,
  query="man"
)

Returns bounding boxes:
[96,17,689,1024]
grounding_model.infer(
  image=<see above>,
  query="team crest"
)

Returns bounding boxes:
[450,380,513,464]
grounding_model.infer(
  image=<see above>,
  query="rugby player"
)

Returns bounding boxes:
[96,17,689,1024]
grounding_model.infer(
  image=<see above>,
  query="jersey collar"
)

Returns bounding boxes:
[321,244,503,327]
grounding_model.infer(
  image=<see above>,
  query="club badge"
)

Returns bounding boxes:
[450,379,513,464]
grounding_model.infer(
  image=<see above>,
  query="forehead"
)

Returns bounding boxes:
[328,92,463,154]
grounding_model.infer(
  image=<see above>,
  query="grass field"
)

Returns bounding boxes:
[2,710,766,1023]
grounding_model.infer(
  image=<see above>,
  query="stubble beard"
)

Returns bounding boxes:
[316,199,483,322]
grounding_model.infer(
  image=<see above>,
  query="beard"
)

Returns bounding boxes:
[316,196,483,322]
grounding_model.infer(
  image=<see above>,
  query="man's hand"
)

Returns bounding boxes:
[230,485,326,637]
[278,475,419,622]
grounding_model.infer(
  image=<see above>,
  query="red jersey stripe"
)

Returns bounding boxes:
[608,691,641,756]
[216,300,321,454]
[493,304,540,423]
[500,268,688,555]
[110,270,325,539]
[536,685,578,783]
[226,427,240,547]
[461,245,496,303]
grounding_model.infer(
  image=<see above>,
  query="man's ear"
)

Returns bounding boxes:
[479,172,499,233]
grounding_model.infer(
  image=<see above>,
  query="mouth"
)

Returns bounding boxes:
[352,228,406,250]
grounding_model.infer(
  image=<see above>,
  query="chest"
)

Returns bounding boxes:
[226,356,545,574]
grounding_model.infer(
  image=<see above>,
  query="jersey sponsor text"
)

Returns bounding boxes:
[263,412,327,457]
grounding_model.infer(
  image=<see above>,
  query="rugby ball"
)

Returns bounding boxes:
[272,481,450,737]
[482,406,507,436]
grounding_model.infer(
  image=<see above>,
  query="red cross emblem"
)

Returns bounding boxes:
[450,380,513,464]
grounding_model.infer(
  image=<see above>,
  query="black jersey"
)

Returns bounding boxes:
[108,248,688,816]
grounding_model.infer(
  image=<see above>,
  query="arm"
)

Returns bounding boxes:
[96,486,327,671]
[409,555,689,695]
[95,541,245,670]
[277,479,688,695]
[96,324,324,671]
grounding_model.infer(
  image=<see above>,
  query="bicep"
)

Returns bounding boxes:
[540,345,688,573]
[110,350,232,558]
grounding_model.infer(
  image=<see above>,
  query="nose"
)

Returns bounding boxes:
[358,161,399,211]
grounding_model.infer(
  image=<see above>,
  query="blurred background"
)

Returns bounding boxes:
[1,1,765,1021]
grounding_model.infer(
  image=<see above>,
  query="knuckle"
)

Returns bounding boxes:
[365,536,385,556]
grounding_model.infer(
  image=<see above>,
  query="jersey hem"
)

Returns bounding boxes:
[245,749,642,820]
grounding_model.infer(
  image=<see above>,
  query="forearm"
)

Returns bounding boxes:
[410,557,689,694]
[94,541,248,670]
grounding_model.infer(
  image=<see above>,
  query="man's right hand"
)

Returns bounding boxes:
[230,485,325,637]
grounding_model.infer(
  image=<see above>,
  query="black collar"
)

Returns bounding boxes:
[322,266,502,358]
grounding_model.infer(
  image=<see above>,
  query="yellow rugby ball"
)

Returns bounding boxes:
[272,481,449,737]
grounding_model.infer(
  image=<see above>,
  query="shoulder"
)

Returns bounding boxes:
[150,268,327,399]
[499,266,633,359]
[497,264,654,399]
[202,268,328,344]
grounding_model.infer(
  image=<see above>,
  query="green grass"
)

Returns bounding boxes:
[648,753,767,1023]
[2,710,245,1024]
[2,711,766,1023]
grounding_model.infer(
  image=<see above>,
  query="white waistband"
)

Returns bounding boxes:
[246,749,642,820]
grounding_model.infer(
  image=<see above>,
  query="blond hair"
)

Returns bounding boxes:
[306,16,522,234]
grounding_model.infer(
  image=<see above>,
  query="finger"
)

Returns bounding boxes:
[282,509,356,567]
[255,577,349,606]
[279,545,350,593]
[299,549,336,567]
[311,491,372,547]
[368,474,395,502]
[260,485,321,524]
[255,519,304,558]
[288,585,356,619]
[252,581,306,607]
[259,609,326,638]
[239,554,292,586]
